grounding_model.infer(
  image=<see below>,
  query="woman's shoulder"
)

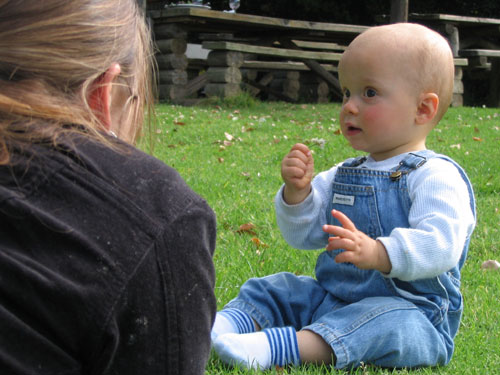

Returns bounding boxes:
[73,135,212,224]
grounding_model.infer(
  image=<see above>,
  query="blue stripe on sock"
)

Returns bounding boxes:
[288,327,300,366]
[263,329,276,364]
[284,328,292,366]
[220,308,255,334]
[275,329,284,366]
[226,310,245,332]
[264,327,299,367]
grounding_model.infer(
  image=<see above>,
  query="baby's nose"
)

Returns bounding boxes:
[342,97,359,115]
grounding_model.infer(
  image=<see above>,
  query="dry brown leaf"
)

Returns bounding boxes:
[236,223,257,235]
[251,237,268,248]
[481,260,500,270]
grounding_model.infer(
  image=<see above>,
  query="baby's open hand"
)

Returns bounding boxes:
[281,143,314,204]
[323,209,392,273]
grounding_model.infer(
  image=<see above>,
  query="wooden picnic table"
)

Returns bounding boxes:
[407,13,500,107]
[148,6,369,103]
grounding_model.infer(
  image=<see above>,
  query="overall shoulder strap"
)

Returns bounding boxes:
[341,156,367,168]
[397,150,436,171]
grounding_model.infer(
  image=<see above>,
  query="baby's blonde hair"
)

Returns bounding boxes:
[351,23,455,123]
[0,0,156,164]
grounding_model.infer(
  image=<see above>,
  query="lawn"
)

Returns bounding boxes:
[145,95,500,375]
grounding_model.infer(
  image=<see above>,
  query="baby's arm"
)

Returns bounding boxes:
[276,144,337,250]
[378,159,475,281]
[281,143,314,205]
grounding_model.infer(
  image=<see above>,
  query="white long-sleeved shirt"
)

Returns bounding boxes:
[275,153,476,282]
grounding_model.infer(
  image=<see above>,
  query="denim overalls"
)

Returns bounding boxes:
[226,150,475,369]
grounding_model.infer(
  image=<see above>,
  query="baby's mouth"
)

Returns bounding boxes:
[346,125,362,135]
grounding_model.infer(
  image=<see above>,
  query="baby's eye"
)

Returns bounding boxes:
[364,88,377,98]
[343,89,351,99]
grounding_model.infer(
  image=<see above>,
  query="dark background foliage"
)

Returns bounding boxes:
[184,1,500,25]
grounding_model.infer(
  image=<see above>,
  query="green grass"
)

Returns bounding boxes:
[145,95,500,374]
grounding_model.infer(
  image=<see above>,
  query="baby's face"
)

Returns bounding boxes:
[338,41,424,161]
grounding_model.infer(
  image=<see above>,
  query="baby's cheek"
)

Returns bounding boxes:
[361,106,385,125]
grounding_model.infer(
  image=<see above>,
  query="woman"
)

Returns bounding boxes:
[0,1,216,374]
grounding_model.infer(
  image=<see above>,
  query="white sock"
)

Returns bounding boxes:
[213,332,271,370]
[211,308,256,343]
[213,327,300,370]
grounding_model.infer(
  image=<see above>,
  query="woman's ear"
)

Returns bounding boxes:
[88,63,121,131]
[415,92,439,125]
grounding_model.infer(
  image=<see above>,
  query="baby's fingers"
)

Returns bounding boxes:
[326,236,352,251]
[334,250,356,264]
[322,224,353,239]
[330,209,356,231]
[289,143,312,157]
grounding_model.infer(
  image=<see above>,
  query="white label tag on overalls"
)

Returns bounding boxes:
[332,193,355,206]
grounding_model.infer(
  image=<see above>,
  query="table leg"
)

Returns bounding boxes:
[488,58,500,107]
[204,51,244,98]
[155,24,189,101]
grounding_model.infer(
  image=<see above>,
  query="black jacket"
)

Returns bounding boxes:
[0,133,216,374]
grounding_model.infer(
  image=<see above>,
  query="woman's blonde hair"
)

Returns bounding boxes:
[0,0,156,164]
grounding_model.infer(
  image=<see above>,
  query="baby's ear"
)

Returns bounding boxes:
[415,93,439,125]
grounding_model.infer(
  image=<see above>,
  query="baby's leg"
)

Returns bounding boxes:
[213,327,334,369]
[297,330,335,364]
[212,272,327,369]
[303,296,451,369]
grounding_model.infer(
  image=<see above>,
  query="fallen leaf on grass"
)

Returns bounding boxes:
[251,237,268,248]
[481,259,500,270]
[236,223,256,235]
[472,136,483,141]
[450,144,461,149]
[174,121,186,126]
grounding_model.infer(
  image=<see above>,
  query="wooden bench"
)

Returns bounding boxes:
[459,49,500,67]
[200,40,345,101]
[459,49,500,106]
[201,39,469,105]
[202,41,344,62]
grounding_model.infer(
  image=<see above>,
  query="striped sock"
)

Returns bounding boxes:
[211,308,256,342]
[264,326,301,367]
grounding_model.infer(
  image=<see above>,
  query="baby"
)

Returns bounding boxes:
[212,23,476,370]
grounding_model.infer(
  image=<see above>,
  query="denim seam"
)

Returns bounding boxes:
[304,303,420,369]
